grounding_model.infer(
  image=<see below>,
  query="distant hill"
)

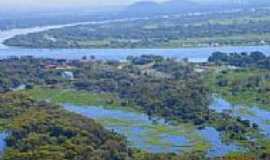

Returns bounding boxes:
[122,0,199,17]
[125,1,161,16]
[121,0,270,17]
[196,0,270,8]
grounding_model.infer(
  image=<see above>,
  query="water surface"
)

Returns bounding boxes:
[0,132,8,156]
[1,47,270,62]
[211,97,270,137]
[200,127,241,157]
[63,104,241,156]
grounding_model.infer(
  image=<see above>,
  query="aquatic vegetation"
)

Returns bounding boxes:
[63,104,212,155]
[0,93,216,160]
[24,86,260,156]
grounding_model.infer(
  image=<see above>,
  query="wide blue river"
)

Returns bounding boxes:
[1,23,270,61]
[1,46,270,62]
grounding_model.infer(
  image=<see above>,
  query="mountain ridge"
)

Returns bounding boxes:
[121,0,270,17]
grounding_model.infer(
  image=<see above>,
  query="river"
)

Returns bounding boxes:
[1,23,270,62]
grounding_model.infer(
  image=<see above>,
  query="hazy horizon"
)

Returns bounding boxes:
[0,0,229,10]
[1,0,167,9]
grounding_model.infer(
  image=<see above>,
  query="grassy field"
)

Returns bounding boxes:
[19,87,145,113]
[20,87,121,107]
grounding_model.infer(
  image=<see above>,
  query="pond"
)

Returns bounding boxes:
[63,104,241,156]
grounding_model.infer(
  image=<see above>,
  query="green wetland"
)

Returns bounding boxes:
[0,52,269,159]
[1,4,270,159]
[21,88,244,156]
[20,87,270,157]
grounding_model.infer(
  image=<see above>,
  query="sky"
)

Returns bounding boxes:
[0,0,228,11]
[1,0,169,9]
